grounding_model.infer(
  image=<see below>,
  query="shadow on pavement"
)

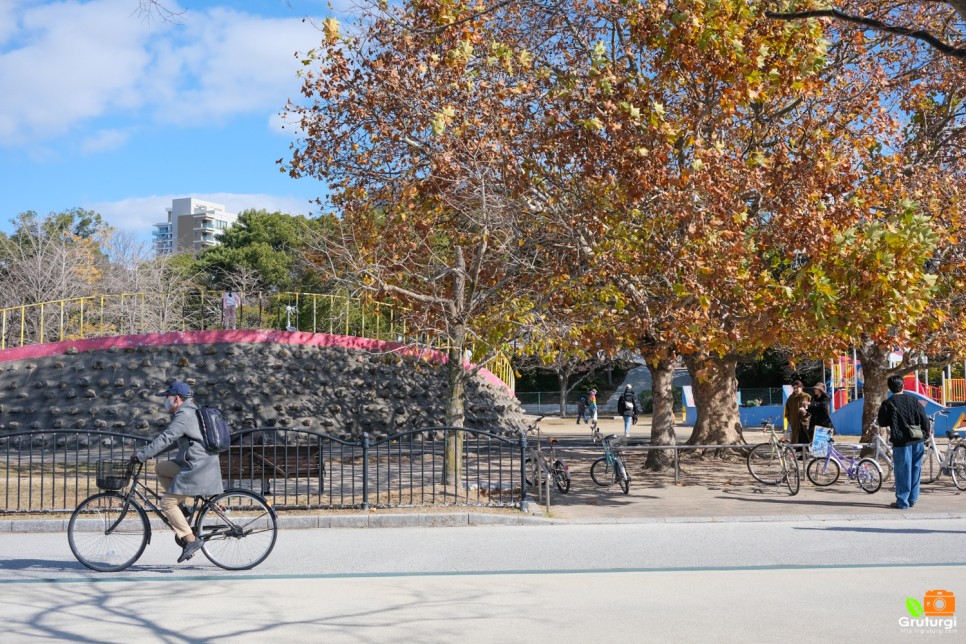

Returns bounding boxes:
[793,526,966,534]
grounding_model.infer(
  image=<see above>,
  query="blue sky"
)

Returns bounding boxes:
[0,0,346,244]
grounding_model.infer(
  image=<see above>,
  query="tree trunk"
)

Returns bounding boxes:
[444,339,467,485]
[684,353,743,445]
[644,354,677,471]
[855,344,894,445]
[558,372,568,418]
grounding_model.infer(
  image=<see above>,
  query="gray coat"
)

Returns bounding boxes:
[136,399,224,496]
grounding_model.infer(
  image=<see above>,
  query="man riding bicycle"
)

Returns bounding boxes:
[133,381,224,562]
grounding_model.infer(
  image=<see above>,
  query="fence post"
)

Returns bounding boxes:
[362,432,370,510]
[673,446,679,484]
[519,432,529,513]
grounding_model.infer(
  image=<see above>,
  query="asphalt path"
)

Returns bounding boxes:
[1,519,964,642]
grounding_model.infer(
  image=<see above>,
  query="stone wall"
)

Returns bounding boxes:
[0,340,529,439]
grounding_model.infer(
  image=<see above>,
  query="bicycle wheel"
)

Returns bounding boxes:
[950,445,966,491]
[524,457,539,488]
[553,460,571,494]
[921,444,941,483]
[68,492,149,572]
[873,455,893,484]
[781,446,800,496]
[198,490,277,570]
[747,442,785,485]
[855,458,883,494]
[616,459,630,495]
[806,457,840,486]
[590,457,616,487]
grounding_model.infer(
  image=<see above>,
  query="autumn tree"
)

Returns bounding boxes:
[282,3,583,480]
[769,8,966,442]
[520,1,855,451]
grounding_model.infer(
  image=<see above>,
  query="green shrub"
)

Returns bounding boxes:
[637,388,684,414]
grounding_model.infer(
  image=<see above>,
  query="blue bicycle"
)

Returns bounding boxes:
[590,427,630,494]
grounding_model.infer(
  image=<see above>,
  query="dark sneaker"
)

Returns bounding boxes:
[177,539,204,563]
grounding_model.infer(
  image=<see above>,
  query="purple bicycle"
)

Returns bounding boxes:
[806,436,883,493]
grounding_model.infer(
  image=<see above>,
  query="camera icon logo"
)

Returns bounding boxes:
[924,590,956,617]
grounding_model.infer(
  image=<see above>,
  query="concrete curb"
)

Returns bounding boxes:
[3,510,965,533]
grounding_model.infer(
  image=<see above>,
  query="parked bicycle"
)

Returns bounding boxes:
[869,425,894,484]
[746,419,800,496]
[68,459,278,572]
[590,426,630,494]
[525,416,571,494]
[805,435,883,493]
[920,410,966,489]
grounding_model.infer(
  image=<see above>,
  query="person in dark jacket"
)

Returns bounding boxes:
[617,384,638,438]
[877,375,930,509]
[576,396,588,424]
[805,382,834,445]
[134,381,224,562]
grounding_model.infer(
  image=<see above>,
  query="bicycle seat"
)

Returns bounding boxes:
[605,434,618,440]
[548,437,559,445]
[946,430,964,440]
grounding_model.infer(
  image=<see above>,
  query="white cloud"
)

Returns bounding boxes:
[0,0,22,46]
[88,192,318,239]
[0,1,323,146]
[0,0,157,145]
[149,8,321,125]
[80,128,130,154]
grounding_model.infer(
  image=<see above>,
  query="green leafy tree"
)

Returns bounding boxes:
[197,209,320,292]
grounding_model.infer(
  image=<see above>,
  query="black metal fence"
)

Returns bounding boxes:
[0,428,527,514]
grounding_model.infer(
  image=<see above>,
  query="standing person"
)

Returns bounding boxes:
[575,396,588,424]
[222,290,241,330]
[588,389,599,423]
[133,382,224,562]
[784,380,811,444]
[617,384,638,438]
[877,375,930,509]
[805,382,834,446]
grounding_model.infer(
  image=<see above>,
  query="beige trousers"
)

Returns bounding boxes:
[155,460,193,539]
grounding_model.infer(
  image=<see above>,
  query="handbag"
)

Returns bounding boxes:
[907,425,923,441]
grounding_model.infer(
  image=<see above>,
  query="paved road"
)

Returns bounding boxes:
[2,519,963,642]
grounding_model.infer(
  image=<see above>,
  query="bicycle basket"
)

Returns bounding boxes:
[811,427,833,458]
[95,460,131,490]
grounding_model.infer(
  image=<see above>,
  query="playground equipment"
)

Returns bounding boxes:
[829,353,966,409]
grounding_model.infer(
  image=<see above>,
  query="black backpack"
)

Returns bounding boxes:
[194,406,232,453]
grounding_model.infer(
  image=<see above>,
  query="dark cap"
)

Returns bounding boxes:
[156,381,193,398]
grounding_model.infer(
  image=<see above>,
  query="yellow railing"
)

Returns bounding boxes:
[945,379,966,404]
[0,291,514,389]
[0,293,147,350]
[830,361,857,389]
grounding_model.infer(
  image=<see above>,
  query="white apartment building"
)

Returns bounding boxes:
[153,198,238,255]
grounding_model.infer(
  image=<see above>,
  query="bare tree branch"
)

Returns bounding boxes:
[765,7,966,60]
[132,0,185,23]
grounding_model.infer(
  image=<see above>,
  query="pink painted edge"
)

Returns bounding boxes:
[0,330,510,391]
